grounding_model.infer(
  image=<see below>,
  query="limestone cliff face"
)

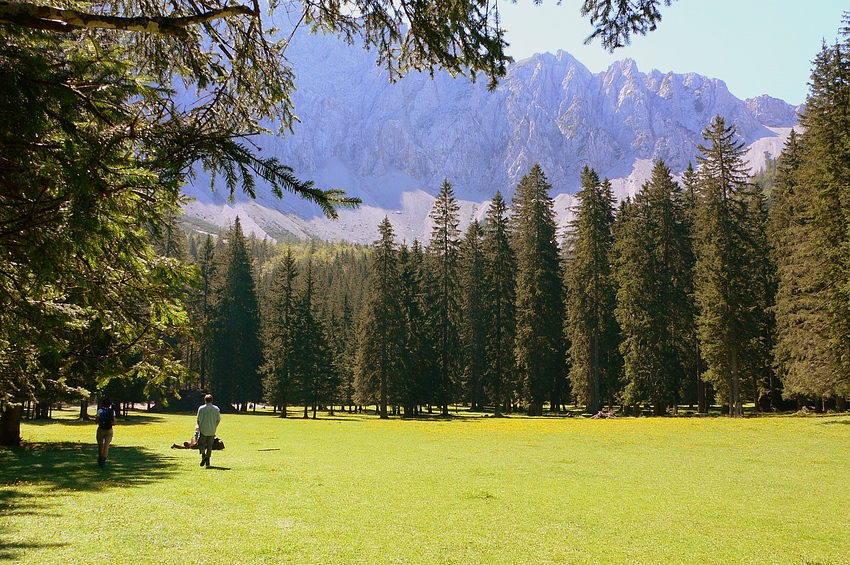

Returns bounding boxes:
[182,31,801,243]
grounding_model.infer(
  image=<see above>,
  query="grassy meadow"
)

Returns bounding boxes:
[1,408,848,564]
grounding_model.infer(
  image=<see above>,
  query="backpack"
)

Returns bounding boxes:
[98,408,114,430]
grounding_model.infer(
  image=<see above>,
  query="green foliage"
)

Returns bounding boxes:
[481,192,516,417]
[208,218,264,409]
[512,165,565,415]
[581,0,676,50]
[261,248,299,414]
[771,20,850,402]
[396,240,430,414]
[354,218,404,418]
[693,116,768,416]
[613,160,695,414]
[565,167,619,414]
[459,220,487,410]
[0,30,193,418]
[423,180,463,415]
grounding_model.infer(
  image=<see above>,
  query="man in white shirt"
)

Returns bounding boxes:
[196,394,221,468]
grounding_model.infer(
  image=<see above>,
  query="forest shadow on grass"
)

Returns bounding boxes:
[24,413,166,427]
[0,442,176,562]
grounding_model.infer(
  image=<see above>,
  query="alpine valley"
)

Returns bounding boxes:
[181,30,801,244]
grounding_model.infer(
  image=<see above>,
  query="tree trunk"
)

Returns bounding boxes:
[591,331,601,414]
[79,399,90,420]
[730,349,742,417]
[379,367,388,419]
[0,405,23,446]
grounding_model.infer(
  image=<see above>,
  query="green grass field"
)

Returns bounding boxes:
[1,408,848,564]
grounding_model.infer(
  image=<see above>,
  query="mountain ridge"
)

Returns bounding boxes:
[182,30,801,243]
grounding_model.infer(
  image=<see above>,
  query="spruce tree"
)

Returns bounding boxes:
[397,240,429,415]
[771,24,850,405]
[459,220,488,410]
[209,217,264,411]
[261,248,299,417]
[195,235,217,391]
[354,217,404,418]
[613,160,695,415]
[290,261,333,418]
[565,167,619,414]
[681,162,711,412]
[424,181,463,415]
[482,192,517,417]
[692,116,761,417]
[512,165,565,416]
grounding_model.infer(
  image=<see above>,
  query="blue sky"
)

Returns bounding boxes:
[498,0,847,105]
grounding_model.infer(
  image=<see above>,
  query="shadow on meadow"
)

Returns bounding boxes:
[0,441,176,562]
[23,412,165,427]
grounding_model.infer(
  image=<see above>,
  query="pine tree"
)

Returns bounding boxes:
[195,235,217,391]
[459,220,488,410]
[771,23,850,405]
[397,240,429,415]
[209,217,264,411]
[692,116,761,417]
[681,161,711,412]
[512,165,565,416]
[482,192,517,417]
[424,181,463,415]
[565,167,619,414]
[289,261,333,418]
[613,160,695,415]
[354,217,404,418]
[261,248,299,417]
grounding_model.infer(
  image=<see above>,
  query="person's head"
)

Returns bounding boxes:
[101,397,112,408]
[204,394,213,404]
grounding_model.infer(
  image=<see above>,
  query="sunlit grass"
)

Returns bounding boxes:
[2,408,848,564]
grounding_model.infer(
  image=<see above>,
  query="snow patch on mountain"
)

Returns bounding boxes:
[180,31,801,244]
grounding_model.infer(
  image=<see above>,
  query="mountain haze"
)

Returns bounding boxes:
[182,30,801,243]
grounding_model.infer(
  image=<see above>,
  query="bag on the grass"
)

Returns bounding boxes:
[212,437,225,450]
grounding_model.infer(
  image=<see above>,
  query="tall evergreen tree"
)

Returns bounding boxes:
[209,217,264,411]
[692,116,761,417]
[512,165,565,415]
[354,218,404,418]
[459,220,488,410]
[613,160,695,415]
[565,167,619,414]
[771,23,850,405]
[290,261,333,418]
[482,192,517,417]
[194,235,217,391]
[424,181,463,415]
[397,240,429,415]
[681,161,711,412]
[261,248,299,417]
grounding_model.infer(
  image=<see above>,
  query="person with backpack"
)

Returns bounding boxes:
[96,397,117,468]
[196,394,221,468]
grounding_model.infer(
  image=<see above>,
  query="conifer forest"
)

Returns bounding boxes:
[3,4,850,441]
[181,64,850,421]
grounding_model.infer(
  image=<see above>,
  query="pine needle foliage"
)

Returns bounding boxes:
[512,165,565,416]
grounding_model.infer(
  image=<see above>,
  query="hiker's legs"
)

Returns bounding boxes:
[199,434,214,465]
[96,428,113,466]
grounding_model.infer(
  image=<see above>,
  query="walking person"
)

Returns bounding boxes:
[197,394,221,468]
[96,397,117,468]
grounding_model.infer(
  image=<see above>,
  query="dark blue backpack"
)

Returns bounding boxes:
[97,408,114,430]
